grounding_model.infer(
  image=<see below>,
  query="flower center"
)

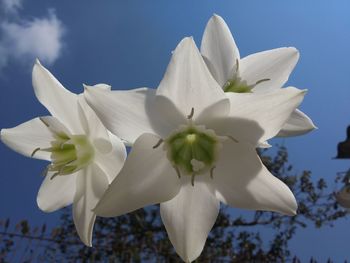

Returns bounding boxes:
[152,108,237,186]
[223,59,270,93]
[32,130,94,179]
[164,125,221,181]
[223,77,253,93]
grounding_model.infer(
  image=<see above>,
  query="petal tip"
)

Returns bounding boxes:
[35,58,41,65]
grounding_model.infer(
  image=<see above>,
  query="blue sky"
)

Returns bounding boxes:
[0,0,350,261]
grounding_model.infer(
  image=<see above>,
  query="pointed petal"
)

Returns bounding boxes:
[77,95,109,139]
[32,60,83,133]
[258,141,272,148]
[336,185,350,208]
[213,140,297,215]
[94,132,127,183]
[277,109,316,137]
[1,117,55,161]
[37,171,78,212]
[94,133,181,217]
[240,47,299,91]
[83,83,111,91]
[201,14,240,87]
[160,179,219,262]
[157,37,227,118]
[207,87,306,145]
[73,163,109,246]
[85,87,179,144]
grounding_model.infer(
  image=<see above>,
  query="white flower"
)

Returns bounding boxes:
[86,37,305,262]
[201,14,316,137]
[0,60,126,246]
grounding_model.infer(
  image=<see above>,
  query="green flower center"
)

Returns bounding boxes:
[32,132,94,179]
[164,125,221,179]
[223,78,253,93]
[223,59,270,93]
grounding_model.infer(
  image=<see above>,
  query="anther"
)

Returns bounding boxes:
[39,117,49,127]
[210,166,216,179]
[226,135,239,143]
[152,139,164,149]
[187,107,194,120]
[255,78,270,85]
[50,172,60,180]
[31,147,41,157]
[191,173,196,186]
[174,166,181,178]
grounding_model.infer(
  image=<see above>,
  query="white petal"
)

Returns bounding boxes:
[258,141,272,148]
[201,14,240,87]
[32,60,83,134]
[213,140,297,215]
[157,37,227,118]
[209,87,306,145]
[160,179,219,262]
[336,185,350,208]
[83,83,111,91]
[1,117,55,161]
[77,95,110,139]
[94,133,181,217]
[73,163,109,246]
[277,109,316,137]
[39,116,71,135]
[94,132,127,183]
[240,47,299,91]
[37,171,78,212]
[85,87,179,144]
[195,97,230,125]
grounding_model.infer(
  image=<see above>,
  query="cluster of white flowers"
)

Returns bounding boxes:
[0,15,315,262]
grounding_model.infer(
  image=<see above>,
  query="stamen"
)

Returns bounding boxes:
[39,117,49,127]
[174,166,181,178]
[152,138,164,149]
[187,107,194,120]
[58,159,77,173]
[191,173,196,186]
[31,147,41,157]
[255,78,270,85]
[210,166,216,179]
[50,172,60,180]
[226,135,239,143]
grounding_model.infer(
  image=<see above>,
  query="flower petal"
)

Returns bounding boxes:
[94,133,181,217]
[195,97,230,125]
[1,117,55,161]
[84,87,178,144]
[73,163,109,246]
[94,132,127,183]
[277,109,316,137]
[213,140,297,215]
[157,37,227,118]
[32,60,83,134]
[37,171,78,212]
[160,178,219,262]
[201,14,240,87]
[77,95,110,139]
[83,83,111,91]
[207,87,306,145]
[240,47,299,91]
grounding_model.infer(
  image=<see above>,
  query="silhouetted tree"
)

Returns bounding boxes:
[0,146,347,262]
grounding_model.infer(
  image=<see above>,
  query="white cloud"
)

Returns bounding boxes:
[1,0,22,13]
[0,6,65,72]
